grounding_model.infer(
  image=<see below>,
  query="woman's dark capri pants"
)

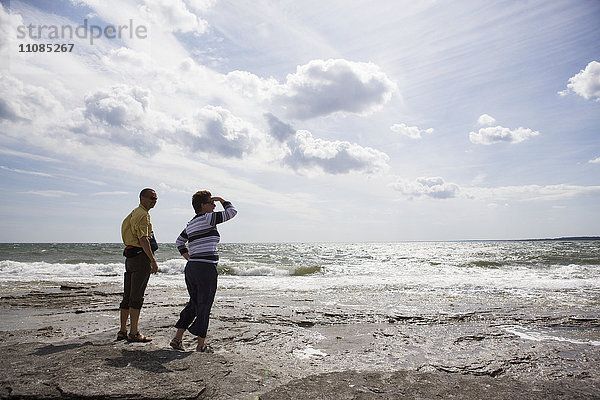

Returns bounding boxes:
[120,252,151,310]
[175,260,218,338]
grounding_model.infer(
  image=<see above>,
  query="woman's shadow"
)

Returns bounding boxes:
[32,341,193,374]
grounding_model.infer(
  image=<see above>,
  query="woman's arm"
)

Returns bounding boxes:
[175,229,190,259]
[209,197,237,225]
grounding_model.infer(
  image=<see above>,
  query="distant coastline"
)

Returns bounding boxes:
[520,236,600,242]
[459,236,600,243]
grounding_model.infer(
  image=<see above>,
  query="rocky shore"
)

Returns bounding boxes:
[1,281,599,399]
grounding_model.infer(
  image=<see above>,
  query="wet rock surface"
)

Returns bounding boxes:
[1,283,599,399]
[260,369,597,400]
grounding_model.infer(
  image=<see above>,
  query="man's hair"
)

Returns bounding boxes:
[139,188,155,199]
[192,190,212,214]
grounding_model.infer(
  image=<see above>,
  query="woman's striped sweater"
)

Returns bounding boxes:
[175,202,237,263]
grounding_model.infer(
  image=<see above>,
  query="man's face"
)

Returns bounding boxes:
[141,191,158,210]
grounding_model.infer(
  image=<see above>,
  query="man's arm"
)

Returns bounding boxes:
[139,236,158,274]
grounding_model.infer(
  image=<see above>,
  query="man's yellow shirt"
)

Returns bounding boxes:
[121,204,153,247]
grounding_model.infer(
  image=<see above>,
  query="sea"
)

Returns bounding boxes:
[1,240,599,345]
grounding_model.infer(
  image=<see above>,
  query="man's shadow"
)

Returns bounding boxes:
[32,341,106,356]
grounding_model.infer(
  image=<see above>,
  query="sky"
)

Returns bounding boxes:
[0,0,599,243]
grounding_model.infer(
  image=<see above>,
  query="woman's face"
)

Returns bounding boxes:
[201,199,216,214]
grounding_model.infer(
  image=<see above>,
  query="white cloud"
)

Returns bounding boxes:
[91,191,129,196]
[265,113,296,142]
[559,61,600,101]
[589,157,600,164]
[262,114,390,174]
[141,0,210,35]
[477,114,496,126]
[0,147,61,163]
[75,84,159,154]
[102,47,154,73]
[392,179,600,203]
[284,130,389,175]
[61,175,105,186]
[469,125,539,145]
[0,3,25,53]
[390,123,434,139]
[84,85,150,127]
[0,162,106,185]
[275,59,397,120]
[20,190,78,198]
[184,0,217,14]
[182,105,259,158]
[0,165,53,177]
[78,84,262,159]
[0,73,63,121]
[225,59,397,120]
[3,55,388,175]
[466,184,600,202]
[471,173,486,185]
[390,177,461,199]
[226,70,279,102]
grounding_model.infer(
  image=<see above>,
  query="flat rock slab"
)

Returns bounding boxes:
[261,370,599,400]
[0,341,258,399]
[1,340,599,400]
[2,284,600,399]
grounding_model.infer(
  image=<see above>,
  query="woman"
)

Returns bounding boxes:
[170,190,237,352]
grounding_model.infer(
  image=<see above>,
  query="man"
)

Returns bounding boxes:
[118,188,159,342]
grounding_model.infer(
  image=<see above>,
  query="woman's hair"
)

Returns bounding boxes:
[192,190,212,214]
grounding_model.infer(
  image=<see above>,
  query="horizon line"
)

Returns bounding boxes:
[1,236,599,245]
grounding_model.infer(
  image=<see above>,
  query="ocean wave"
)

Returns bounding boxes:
[155,259,324,277]
[0,260,123,280]
[1,241,598,289]
[0,259,325,281]
[461,260,504,269]
[1,256,595,288]
[502,325,600,346]
[218,263,322,277]
[156,259,187,275]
